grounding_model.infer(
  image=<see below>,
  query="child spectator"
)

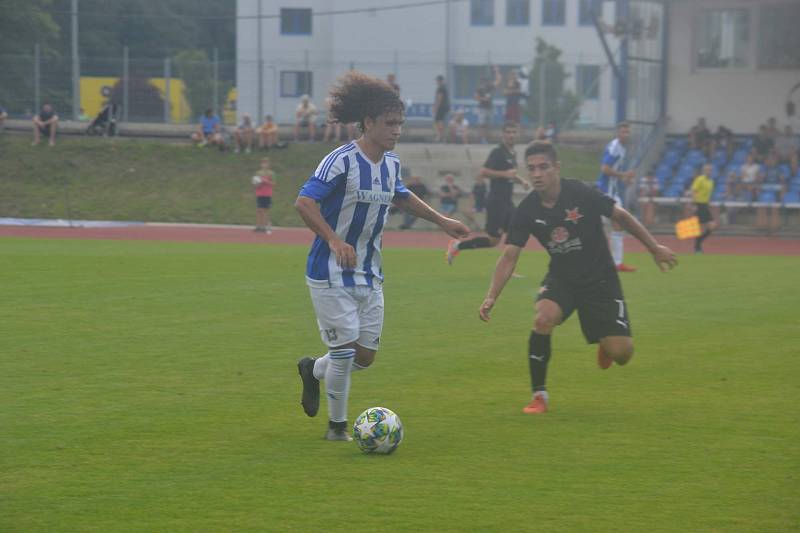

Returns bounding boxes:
[253,157,274,233]
[448,110,469,144]
[234,114,255,154]
[257,115,279,150]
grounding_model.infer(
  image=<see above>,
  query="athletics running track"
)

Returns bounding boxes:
[0,223,798,256]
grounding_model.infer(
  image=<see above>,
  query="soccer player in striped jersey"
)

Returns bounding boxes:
[596,122,638,272]
[295,71,470,441]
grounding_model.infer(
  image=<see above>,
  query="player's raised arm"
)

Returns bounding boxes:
[610,206,678,272]
[479,244,522,322]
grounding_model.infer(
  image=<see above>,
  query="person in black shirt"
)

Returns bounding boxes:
[432,75,450,142]
[446,122,529,264]
[32,103,59,146]
[478,141,677,414]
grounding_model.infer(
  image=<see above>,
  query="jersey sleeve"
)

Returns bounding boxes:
[483,147,502,169]
[506,196,533,248]
[392,159,410,199]
[582,181,616,218]
[601,145,621,168]
[298,153,350,201]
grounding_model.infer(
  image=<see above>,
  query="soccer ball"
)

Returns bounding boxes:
[252,175,262,186]
[353,407,403,454]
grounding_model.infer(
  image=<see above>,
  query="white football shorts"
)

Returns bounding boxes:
[309,285,384,350]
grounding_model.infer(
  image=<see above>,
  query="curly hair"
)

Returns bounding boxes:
[328,71,405,130]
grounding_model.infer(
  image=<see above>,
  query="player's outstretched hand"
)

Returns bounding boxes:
[329,238,357,269]
[652,244,678,272]
[441,218,470,239]
[478,297,496,322]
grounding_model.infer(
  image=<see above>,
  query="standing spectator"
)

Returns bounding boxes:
[691,163,715,253]
[714,124,735,159]
[503,69,523,124]
[474,67,501,144]
[294,95,318,141]
[462,177,488,231]
[191,108,225,149]
[438,174,463,216]
[766,117,780,141]
[752,125,774,163]
[399,176,430,230]
[32,103,59,146]
[386,73,400,94]
[234,113,255,154]
[257,115,279,150]
[448,109,470,144]
[432,75,450,142]
[253,157,274,233]
[689,117,712,155]
[775,125,799,176]
[596,122,637,272]
[477,140,677,414]
[638,166,660,227]
[446,122,529,264]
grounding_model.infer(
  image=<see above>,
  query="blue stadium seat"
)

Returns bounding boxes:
[783,190,800,204]
[758,190,777,203]
[731,150,748,165]
[712,149,728,167]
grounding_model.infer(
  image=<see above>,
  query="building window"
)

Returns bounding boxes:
[281,71,313,97]
[758,3,800,69]
[471,0,494,26]
[576,65,600,99]
[281,8,312,35]
[506,0,529,26]
[578,0,599,26]
[542,0,565,26]
[695,9,749,69]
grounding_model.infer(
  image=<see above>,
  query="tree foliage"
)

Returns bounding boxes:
[525,38,582,129]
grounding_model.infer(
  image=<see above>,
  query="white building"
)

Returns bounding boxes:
[236,0,621,127]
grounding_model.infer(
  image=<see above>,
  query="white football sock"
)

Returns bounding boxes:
[312,354,329,380]
[534,390,549,402]
[325,348,354,423]
[611,231,625,266]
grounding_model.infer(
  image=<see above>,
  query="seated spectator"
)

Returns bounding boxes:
[545,122,559,144]
[399,176,430,229]
[0,105,7,130]
[438,174,462,215]
[78,107,90,122]
[689,117,713,155]
[257,115,279,149]
[448,110,469,144]
[234,114,255,154]
[714,124,734,159]
[752,125,774,163]
[775,125,799,176]
[32,103,59,146]
[729,152,761,201]
[637,166,660,227]
[191,108,225,149]
[322,96,343,143]
[756,153,786,233]
[294,95,318,141]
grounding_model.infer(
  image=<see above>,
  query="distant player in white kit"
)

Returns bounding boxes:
[294,71,470,441]
[596,122,637,272]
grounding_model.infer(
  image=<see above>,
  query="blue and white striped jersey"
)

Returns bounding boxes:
[299,142,410,288]
[595,138,627,198]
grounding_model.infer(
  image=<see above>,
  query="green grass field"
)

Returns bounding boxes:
[0,134,599,227]
[2,238,798,532]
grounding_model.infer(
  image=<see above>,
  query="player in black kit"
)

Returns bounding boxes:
[478,141,677,414]
[446,122,529,264]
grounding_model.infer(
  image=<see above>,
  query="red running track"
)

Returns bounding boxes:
[1,224,798,256]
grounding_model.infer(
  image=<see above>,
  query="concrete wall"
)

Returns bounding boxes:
[666,0,800,135]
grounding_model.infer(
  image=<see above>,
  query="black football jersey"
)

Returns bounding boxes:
[507,178,616,283]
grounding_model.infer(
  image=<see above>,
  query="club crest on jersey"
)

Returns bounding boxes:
[564,207,583,224]
[551,226,569,243]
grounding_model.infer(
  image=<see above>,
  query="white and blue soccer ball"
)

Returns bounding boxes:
[353,407,403,454]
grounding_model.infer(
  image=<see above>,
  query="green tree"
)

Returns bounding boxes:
[174,49,232,121]
[525,38,582,129]
[0,0,65,114]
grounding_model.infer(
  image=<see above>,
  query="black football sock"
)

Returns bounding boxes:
[695,229,711,251]
[528,331,552,393]
[457,236,492,250]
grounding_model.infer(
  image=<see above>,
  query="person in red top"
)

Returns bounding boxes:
[253,157,274,233]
